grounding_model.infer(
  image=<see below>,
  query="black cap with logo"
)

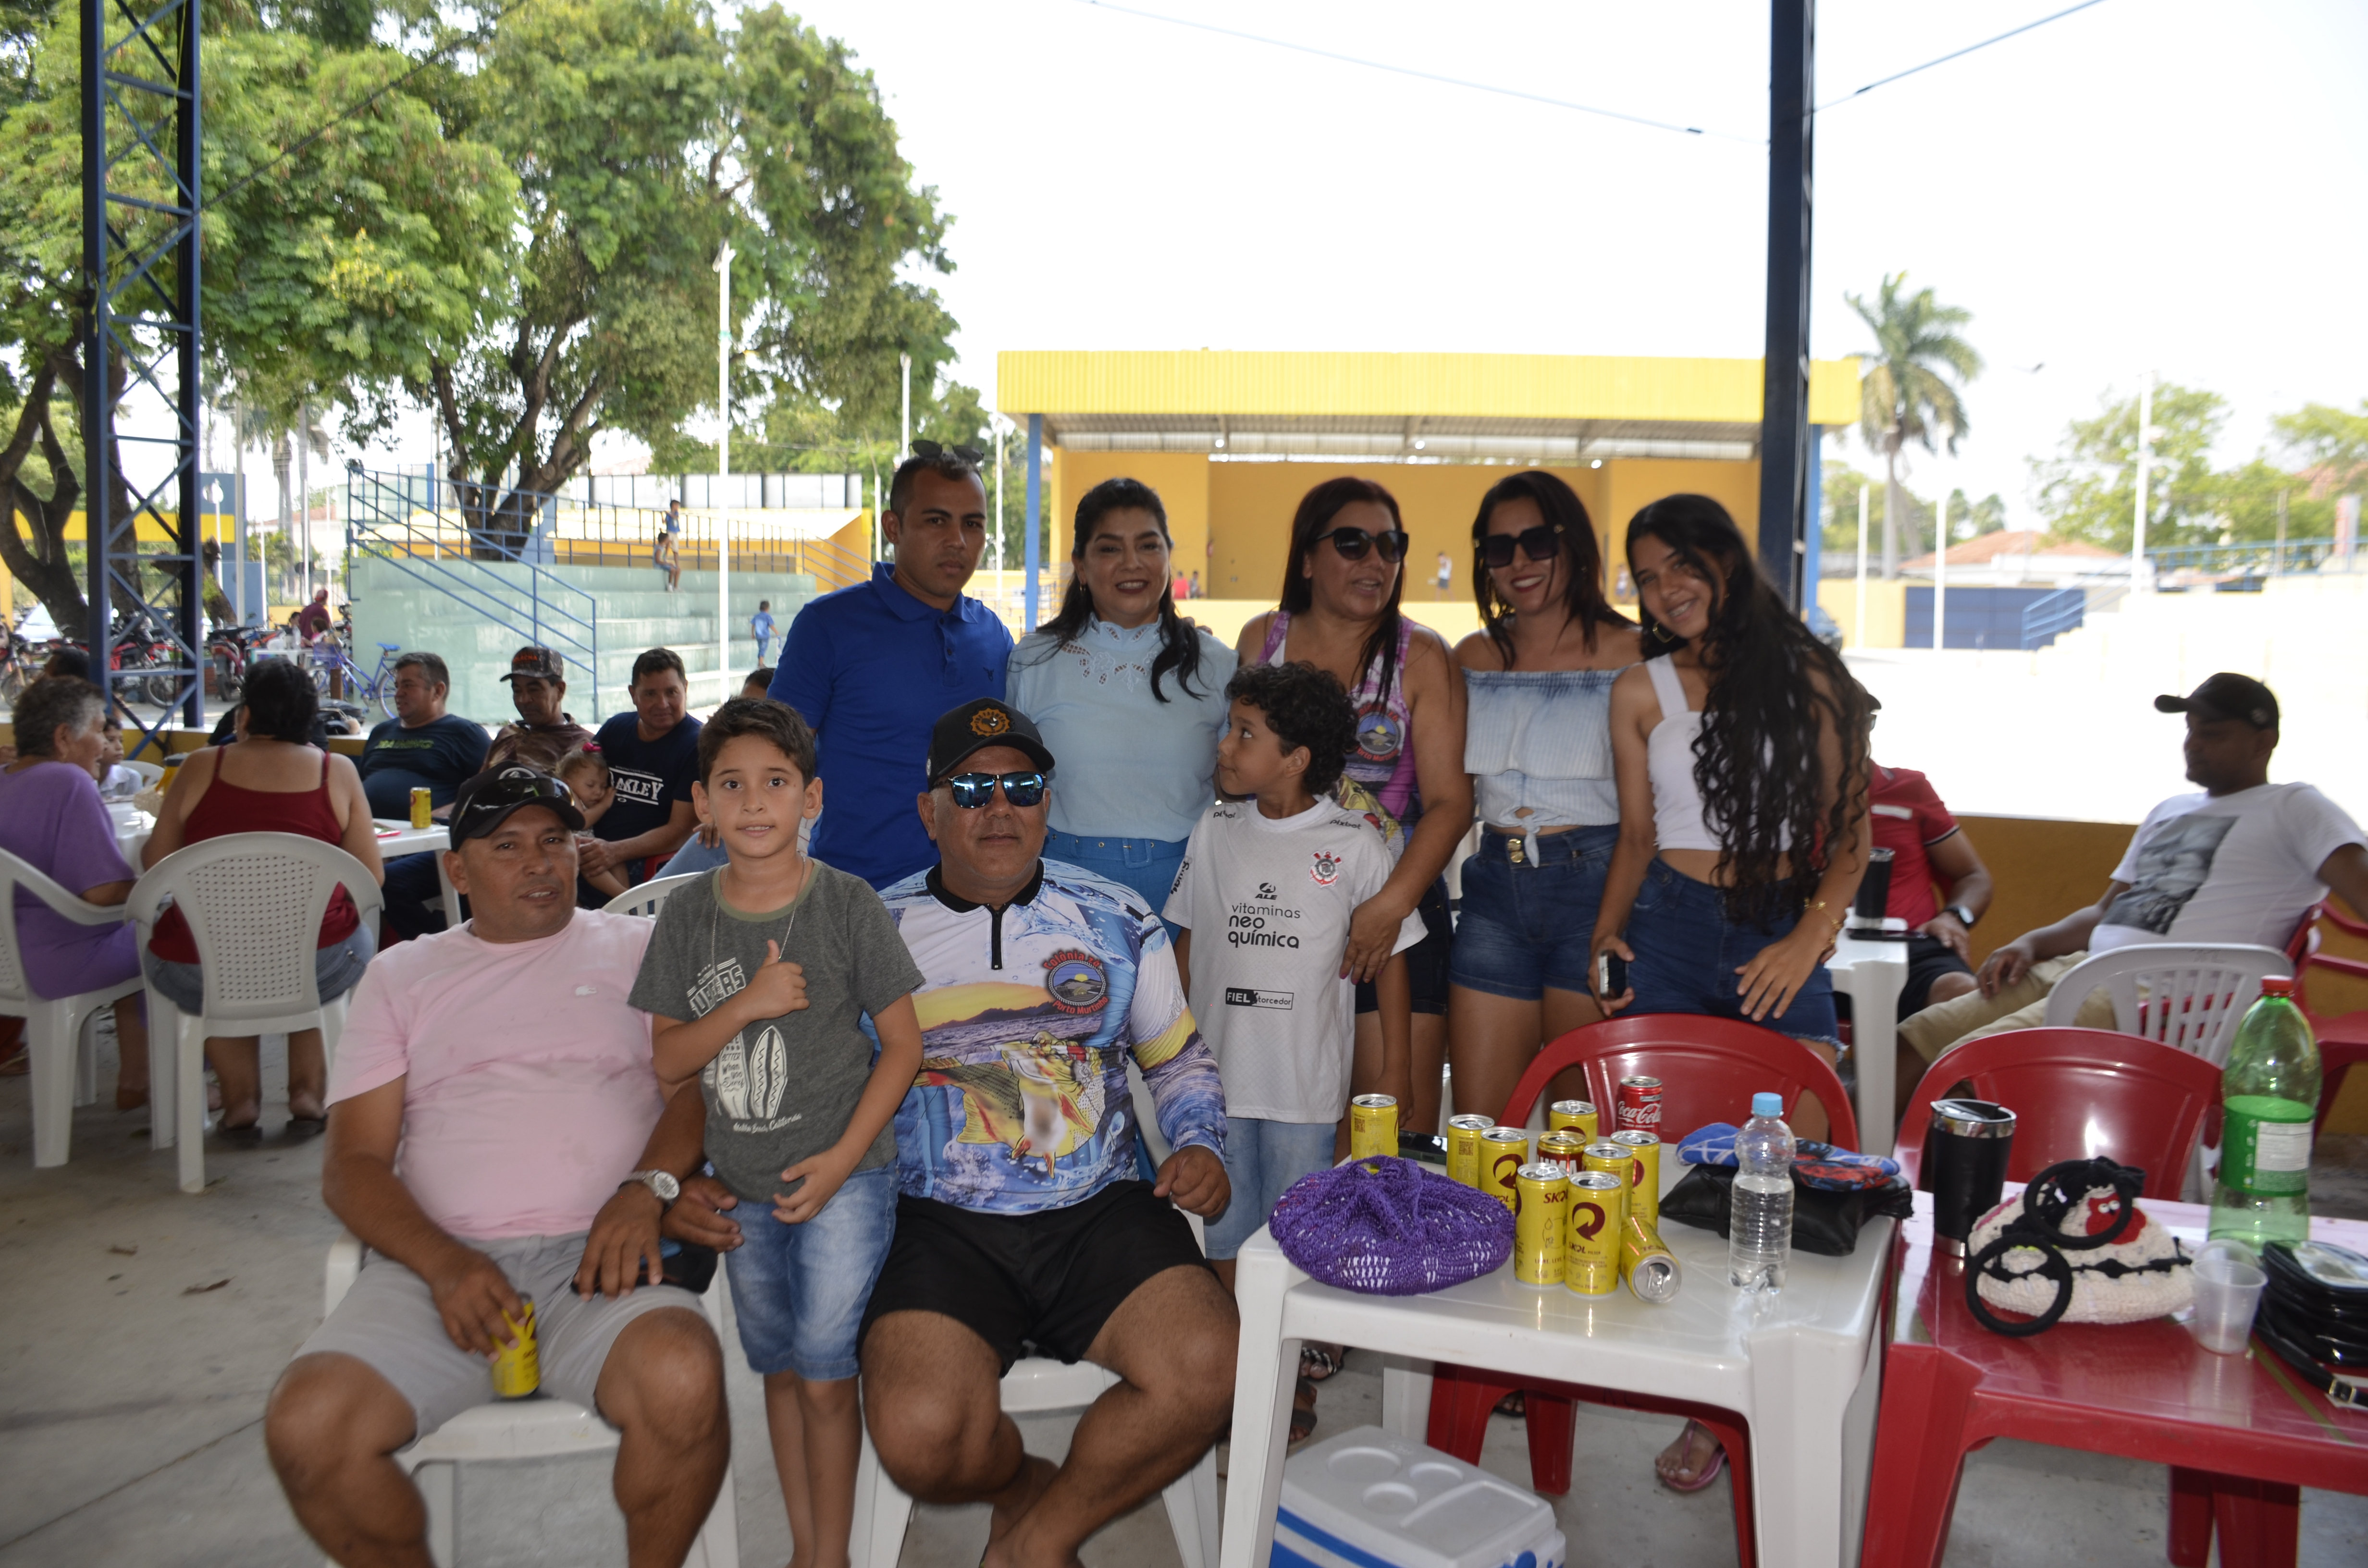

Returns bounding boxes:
[2154,674,2279,731]
[925,698,1055,785]
[499,646,566,683]
[449,765,586,844]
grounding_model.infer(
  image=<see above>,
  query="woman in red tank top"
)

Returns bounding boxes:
[141,660,384,1139]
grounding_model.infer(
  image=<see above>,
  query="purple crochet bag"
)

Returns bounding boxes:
[1268,1157,1514,1295]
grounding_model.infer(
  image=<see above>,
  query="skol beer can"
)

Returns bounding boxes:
[409,785,433,830]
[1619,1214,1683,1304]
[1481,1127,1529,1211]
[1535,1130,1586,1174]
[1349,1094,1398,1160]
[1616,1075,1664,1134]
[1548,1099,1599,1142]
[1513,1163,1569,1286]
[1610,1128,1662,1231]
[1564,1170,1626,1297]
[1581,1139,1633,1191]
[1445,1114,1491,1188]
[490,1295,540,1397]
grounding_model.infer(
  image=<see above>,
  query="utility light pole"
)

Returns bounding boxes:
[715,242,734,698]
[900,353,912,460]
[1854,484,1868,649]
[2132,371,2154,594]
[1932,490,1948,651]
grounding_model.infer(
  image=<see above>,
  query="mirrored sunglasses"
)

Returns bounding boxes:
[943,770,1047,808]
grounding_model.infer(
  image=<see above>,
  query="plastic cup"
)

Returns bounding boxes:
[2190,1251,2268,1355]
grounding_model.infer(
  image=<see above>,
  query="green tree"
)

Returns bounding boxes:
[2029,382,2227,552]
[2272,400,2368,496]
[1945,489,2009,540]
[1845,272,1983,578]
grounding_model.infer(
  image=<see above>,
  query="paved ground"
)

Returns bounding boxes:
[3,1033,2363,1567]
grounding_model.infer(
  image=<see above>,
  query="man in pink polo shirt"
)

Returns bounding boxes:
[262,767,729,1567]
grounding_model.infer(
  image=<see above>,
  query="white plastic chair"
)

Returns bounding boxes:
[323,1232,739,1568]
[127,832,385,1193]
[120,759,165,788]
[0,848,143,1168]
[604,872,704,918]
[2044,942,2293,1199]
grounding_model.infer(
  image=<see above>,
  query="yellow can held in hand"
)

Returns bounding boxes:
[1513,1163,1569,1286]
[1445,1114,1491,1188]
[490,1295,540,1398]
[1565,1170,1626,1297]
[1349,1094,1398,1160]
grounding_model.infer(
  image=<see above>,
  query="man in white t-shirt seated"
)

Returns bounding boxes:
[1902,674,2368,1063]
[262,768,729,1567]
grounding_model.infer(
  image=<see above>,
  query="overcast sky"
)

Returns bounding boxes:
[750,0,2368,528]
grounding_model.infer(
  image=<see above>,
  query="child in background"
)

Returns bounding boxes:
[554,748,630,903]
[629,698,925,1568]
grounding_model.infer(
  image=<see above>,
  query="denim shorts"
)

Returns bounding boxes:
[1205,1116,1338,1261]
[1354,876,1453,1017]
[723,1165,897,1381]
[1620,858,1838,1046]
[142,922,377,1015]
[1045,831,1187,943]
[1448,824,1618,1001]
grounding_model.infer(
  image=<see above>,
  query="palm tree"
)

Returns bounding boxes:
[1847,274,1983,577]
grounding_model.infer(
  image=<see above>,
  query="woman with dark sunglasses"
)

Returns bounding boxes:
[1447,471,1641,1127]
[1008,478,1235,929]
[1233,477,1470,1134]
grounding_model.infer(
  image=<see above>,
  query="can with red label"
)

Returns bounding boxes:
[1481,1127,1529,1211]
[1616,1075,1664,1134]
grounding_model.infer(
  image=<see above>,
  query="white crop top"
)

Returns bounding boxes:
[1644,656,1721,853]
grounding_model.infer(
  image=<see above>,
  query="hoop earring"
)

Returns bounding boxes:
[1649,621,1679,646]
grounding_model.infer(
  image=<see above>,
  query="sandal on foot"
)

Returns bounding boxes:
[1299,1346,1344,1383]
[1657,1424,1727,1493]
[1493,1390,1526,1419]
[1289,1376,1319,1445]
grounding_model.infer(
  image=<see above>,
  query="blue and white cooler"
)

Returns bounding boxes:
[1272,1425,1566,1568]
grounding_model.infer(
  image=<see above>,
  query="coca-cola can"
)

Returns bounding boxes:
[1616,1076,1663,1134]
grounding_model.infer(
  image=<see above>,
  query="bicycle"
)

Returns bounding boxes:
[311,639,402,722]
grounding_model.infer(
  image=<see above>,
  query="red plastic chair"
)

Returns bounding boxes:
[2294,900,2368,1136]
[1424,1015,1855,1568]
[1892,1027,2221,1200]
[1868,1027,2236,1568]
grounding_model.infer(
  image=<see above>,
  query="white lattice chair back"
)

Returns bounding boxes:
[0,846,128,1007]
[1,846,142,1168]
[2041,942,2293,1066]
[604,871,703,919]
[128,832,385,1037]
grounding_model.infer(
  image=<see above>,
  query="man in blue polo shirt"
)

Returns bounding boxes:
[770,444,1011,887]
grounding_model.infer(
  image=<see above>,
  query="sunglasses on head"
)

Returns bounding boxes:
[1480,522,1566,570]
[1313,526,1410,564]
[464,774,576,811]
[911,438,986,466]
[941,770,1047,808]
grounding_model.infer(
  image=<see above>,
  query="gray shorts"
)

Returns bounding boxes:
[296,1233,706,1443]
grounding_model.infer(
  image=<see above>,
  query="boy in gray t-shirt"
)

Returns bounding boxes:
[626,698,923,1568]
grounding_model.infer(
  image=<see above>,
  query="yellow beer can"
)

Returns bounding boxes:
[409,785,432,830]
[1513,1163,1569,1286]
[1610,1129,1662,1231]
[1349,1094,1398,1160]
[1548,1099,1599,1143]
[490,1294,540,1398]
[1620,1215,1683,1304]
[1564,1170,1626,1296]
[1481,1127,1529,1211]
[1535,1130,1586,1173]
[1444,1114,1492,1188]
[1581,1139,1632,1192]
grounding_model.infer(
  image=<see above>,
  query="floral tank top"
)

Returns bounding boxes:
[1256,609,1418,856]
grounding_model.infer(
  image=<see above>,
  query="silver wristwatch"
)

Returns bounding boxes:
[622,1169,681,1207]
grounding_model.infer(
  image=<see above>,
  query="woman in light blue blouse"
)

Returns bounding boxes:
[1008,477,1235,925]
[1449,471,1641,1125]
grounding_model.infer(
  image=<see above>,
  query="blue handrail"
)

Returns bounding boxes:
[2019,573,2129,650]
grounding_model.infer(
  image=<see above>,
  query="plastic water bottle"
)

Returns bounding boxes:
[2209,978,2321,1249]
[1728,1091,1796,1294]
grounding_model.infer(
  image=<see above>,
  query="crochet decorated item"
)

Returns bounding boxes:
[1268,1156,1513,1296]
[1676,1124,1902,1191]
[1964,1157,2193,1336]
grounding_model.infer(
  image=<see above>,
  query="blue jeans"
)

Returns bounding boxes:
[143,921,377,1014]
[723,1165,898,1381]
[1044,831,1187,943]
[1449,824,1618,1001]
[1206,1116,1337,1261]
[1620,857,1838,1046]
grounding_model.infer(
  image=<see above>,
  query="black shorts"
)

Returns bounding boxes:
[1355,876,1453,1017]
[859,1180,1211,1375]
[1900,931,1976,1017]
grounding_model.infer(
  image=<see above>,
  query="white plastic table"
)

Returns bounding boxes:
[1221,1199,1896,1568]
[370,820,449,858]
[1825,934,1908,1154]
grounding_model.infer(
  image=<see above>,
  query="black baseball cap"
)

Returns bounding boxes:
[499,646,565,683]
[2155,674,2279,731]
[449,765,586,844]
[925,698,1055,785]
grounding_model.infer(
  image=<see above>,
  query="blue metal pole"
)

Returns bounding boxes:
[1024,414,1044,630]
[1803,425,1824,609]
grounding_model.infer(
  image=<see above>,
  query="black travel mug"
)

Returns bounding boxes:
[1850,847,1895,930]
[1924,1099,2016,1257]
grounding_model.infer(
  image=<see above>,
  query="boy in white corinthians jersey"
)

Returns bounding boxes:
[1165,662,1426,1287]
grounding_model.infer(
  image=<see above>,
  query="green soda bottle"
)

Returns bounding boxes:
[2208,977,2321,1248]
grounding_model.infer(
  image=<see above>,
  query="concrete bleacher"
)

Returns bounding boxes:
[348,556,820,726]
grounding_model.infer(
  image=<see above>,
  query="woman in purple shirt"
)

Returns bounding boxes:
[0,678,149,1107]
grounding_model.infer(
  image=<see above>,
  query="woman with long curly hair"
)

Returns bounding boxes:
[1590,492,1873,1493]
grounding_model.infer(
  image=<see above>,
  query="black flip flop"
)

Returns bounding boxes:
[216,1120,263,1146]
[284,1115,327,1141]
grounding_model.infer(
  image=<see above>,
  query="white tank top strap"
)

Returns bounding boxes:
[1643,653,1692,723]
